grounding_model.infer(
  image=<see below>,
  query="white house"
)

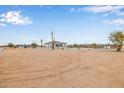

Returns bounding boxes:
[44,41,67,48]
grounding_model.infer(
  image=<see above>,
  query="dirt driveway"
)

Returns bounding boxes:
[0,48,124,88]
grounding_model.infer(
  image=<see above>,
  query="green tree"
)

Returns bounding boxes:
[7,43,14,48]
[109,31,124,51]
[73,43,78,47]
[31,42,38,48]
[91,43,97,48]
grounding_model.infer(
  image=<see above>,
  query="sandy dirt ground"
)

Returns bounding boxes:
[0,48,124,88]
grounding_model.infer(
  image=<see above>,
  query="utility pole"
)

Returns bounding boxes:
[51,31,55,50]
[41,39,43,47]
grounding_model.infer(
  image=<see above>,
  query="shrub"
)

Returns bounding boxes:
[31,42,38,48]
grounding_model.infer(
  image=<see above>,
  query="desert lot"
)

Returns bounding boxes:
[0,48,124,88]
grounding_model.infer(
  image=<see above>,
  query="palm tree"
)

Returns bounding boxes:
[109,31,124,51]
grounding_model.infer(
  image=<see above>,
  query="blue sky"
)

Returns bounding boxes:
[0,5,124,45]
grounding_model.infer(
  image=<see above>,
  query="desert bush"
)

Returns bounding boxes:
[31,42,38,48]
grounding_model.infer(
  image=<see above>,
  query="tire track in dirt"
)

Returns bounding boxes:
[0,54,66,74]
[0,48,6,79]
[0,48,6,59]
[0,50,68,71]
[1,62,80,83]
[0,54,62,71]
[0,51,65,87]
[1,48,124,87]
[0,51,81,87]
[0,50,67,87]
[0,51,67,81]
[0,49,84,87]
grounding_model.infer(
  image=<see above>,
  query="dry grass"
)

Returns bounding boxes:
[0,48,124,88]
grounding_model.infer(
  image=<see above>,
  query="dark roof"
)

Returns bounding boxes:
[45,41,67,44]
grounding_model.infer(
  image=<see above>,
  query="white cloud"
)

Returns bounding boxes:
[69,6,124,17]
[0,11,32,25]
[70,8,75,12]
[83,5,124,16]
[69,7,84,12]
[0,23,6,27]
[103,18,124,25]
[39,5,52,9]
[77,8,83,12]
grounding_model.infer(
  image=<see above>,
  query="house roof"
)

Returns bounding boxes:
[45,41,67,44]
